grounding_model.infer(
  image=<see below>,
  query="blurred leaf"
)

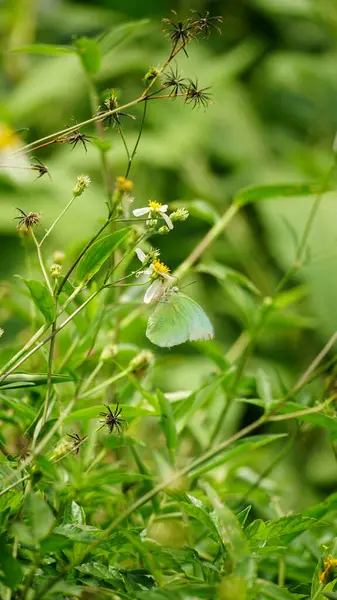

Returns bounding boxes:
[157,389,177,463]
[240,399,337,434]
[0,372,73,390]
[189,434,287,478]
[64,404,157,423]
[256,580,302,598]
[98,19,150,55]
[23,279,56,322]
[256,369,273,413]
[76,228,131,284]
[0,536,23,588]
[24,492,55,542]
[234,183,328,207]
[75,37,101,74]
[197,261,261,295]
[11,44,75,55]
[175,199,220,224]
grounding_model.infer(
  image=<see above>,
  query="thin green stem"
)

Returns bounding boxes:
[30,229,53,295]
[39,195,77,246]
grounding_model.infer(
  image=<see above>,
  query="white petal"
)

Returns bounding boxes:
[144,279,163,304]
[162,273,176,282]
[133,207,150,217]
[135,248,146,263]
[161,211,174,230]
[143,266,154,275]
[160,205,168,212]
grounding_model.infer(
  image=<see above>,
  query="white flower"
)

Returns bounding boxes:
[135,247,175,304]
[133,200,173,230]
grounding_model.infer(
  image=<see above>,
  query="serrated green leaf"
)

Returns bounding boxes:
[76,561,122,583]
[23,279,56,322]
[24,492,55,541]
[76,228,131,284]
[11,44,74,55]
[157,389,177,463]
[234,182,330,207]
[246,514,320,553]
[256,580,302,598]
[75,37,101,74]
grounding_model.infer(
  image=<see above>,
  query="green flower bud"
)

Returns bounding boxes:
[48,439,73,462]
[52,250,65,264]
[144,66,160,84]
[169,207,189,222]
[73,174,91,197]
[158,226,169,235]
[50,263,62,278]
[100,344,118,362]
[129,350,154,377]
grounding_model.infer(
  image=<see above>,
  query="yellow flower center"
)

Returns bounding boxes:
[148,200,162,211]
[117,175,133,192]
[0,124,20,149]
[153,260,170,275]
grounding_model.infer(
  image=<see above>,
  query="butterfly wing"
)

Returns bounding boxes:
[175,293,214,343]
[146,294,190,347]
[146,291,214,347]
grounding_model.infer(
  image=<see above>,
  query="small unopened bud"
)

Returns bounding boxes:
[0,327,3,338]
[170,207,189,222]
[100,344,118,362]
[129,350,154,377]
[147,219,158,229]
[73,174,91,197]
[48,439,73,462]
[116,175,133,193]
[144,66,160,84]
[50,263,62,278]
[158,226,169,235]
[53,250,65,264]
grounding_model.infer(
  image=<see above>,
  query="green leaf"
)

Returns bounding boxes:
[173,199,219,224]
[246,514,320,552]
[157,389,177,463]
[23,279,56,322]
[64,404,157,424]
[256,580,301,599]
[63,501,86,525]
[0,536,23,589]
[197,261,261,295]
[0,372,74,390]
[256,369,273,413]
[76,561,122,584]
[323,594,337,600]
[54,524,101,544]
[98,19,150,55]
[167,491,222,544]
[234,182,330,207]
[75,37,101,74]
[24,492,55,541]
[239,399,337,435]
[11,44,74,55]
[76,228,131,284]
[189,434,287,478]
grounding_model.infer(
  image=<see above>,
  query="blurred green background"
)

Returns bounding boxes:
[2,0,337,510]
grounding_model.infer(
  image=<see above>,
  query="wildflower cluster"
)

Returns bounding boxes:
[135,247,175,303]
